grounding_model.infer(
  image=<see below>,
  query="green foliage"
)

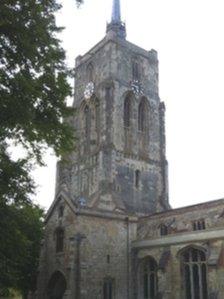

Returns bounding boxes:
[0,203,44,298]
[0,0,74,164]
[0,0,75,207]
[0,143,35,205]
[0,0,82,296]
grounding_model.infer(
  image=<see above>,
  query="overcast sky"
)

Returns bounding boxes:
[34,0,224,210]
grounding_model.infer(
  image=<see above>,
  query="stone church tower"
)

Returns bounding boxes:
[37,0,170,298]
[58,1,169,216]
[37,1,224,299]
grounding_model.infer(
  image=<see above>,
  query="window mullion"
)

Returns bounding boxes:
[189,264,194,299]
[198,264,203,299]
[189,250,195,299]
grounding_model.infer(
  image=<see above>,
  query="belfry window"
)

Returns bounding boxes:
[143,257,158,299]
[95,99,100,130]
[138,99,148,132]
[103,278,114,299]
[84,105,91,138]
[181,247,208,299]
[124,96,132,128]
[55,228,64,253]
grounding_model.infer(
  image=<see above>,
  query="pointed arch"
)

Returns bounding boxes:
[123,95,132,128]
[138,98,149,132]
[47,271,67,299]
[84,104,91,138]
[93,97,100,130]
[123,92,135,152]
[138,256,158,299]
[179,246,208,299]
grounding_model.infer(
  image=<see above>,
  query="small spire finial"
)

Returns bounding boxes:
[106,0,126,39]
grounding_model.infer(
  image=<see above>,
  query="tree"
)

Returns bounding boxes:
[0,0,75,205]
[0,203,44,298]
[0,0,82,296]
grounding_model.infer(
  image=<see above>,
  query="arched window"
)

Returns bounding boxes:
[47,271,67,299]
[87,63,94,82]
[55,228,64,253]
[138,99,148,132]
[135,169,140,188]
[181,247,208,299]
[124,96,132,128]
[142,257,158,299]
[84,105,91,138]
[103,277,114,299]
[95,99,100,130]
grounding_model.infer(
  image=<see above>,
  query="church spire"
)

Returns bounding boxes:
[106,0,126,39]
[111,0,121,23]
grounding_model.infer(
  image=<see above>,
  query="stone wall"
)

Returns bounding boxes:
[133,199,224,299]
[37,197,137,299]
[137,199,224,240]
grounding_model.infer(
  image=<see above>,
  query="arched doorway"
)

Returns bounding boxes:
[47,271,67,299]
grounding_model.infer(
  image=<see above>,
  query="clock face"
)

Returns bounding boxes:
[131,80,143,97]
[84,81,94,99]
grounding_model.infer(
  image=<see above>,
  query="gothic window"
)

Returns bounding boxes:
[160,224,168,236]
[132,59,140,81]
[124,96,132,128]
[193,219,206,231]
[87,62,94,82]
[181,247,208,299]
[142,257,158,299]
[135,170,140,188]
[103,278,114,299]
[55,228,64,253]
[84,105,91,138]
[95,99,100,130]
[138,99,148,132]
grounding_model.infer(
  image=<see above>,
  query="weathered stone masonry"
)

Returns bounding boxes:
[37,1,224,298]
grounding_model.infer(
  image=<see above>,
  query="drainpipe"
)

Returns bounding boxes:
[70,233,86,299]
[126,217,130,299]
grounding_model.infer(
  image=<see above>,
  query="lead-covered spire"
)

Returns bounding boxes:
[111,0,121,22]
[106,0,126,39]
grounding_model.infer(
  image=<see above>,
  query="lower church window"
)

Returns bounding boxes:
[143,257,158,299]
[181,247,208,299]
[103,278,114,299]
